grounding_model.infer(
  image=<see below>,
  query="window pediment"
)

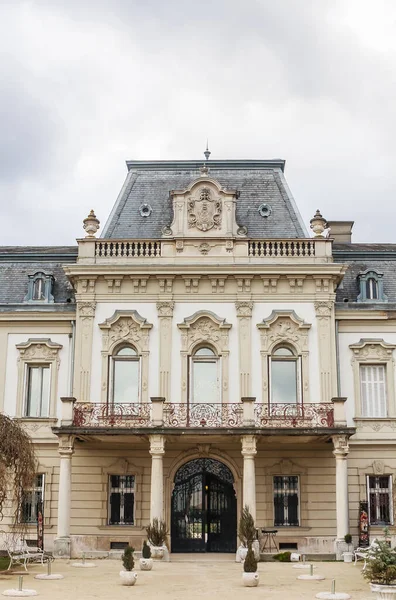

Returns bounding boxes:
[178,310,232,354]
[99,310,153,354]
[257,310,311,354]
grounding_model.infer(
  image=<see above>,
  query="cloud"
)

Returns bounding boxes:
[1,0,396,244]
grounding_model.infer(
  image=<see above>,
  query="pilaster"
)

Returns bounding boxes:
[74,300,96,401]
[157,302,175,400]
[315,301,337,403]
[236,301,253,397]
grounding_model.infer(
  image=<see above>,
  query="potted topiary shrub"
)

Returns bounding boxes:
[362,540,396,600]
[120,546,137,586]
[343,533,354,563]
[146,518,169,560]
[140,540,153,571]
[243,546,259,587]
[237,505,256,563]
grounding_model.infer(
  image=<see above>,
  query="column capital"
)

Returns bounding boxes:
[235,301,254,317]
[241,434,257,457]
[332,434,349,458]
[314,300,333,319]
[149,434,166,456]
[58,434,75,457]
[156,301,175,317]
[77,301,97,317]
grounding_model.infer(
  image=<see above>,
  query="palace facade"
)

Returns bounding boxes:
[1,157,395,558]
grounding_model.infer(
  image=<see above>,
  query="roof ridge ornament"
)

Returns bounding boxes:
[83,209,100,238]
[204,140,211,161]
[310,209,327,238]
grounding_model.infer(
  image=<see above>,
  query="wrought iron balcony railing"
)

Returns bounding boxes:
[70,401,335,429]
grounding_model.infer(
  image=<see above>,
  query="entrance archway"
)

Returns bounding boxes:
[171,458,237,553]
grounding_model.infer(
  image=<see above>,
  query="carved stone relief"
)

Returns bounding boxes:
[187,186,222,232]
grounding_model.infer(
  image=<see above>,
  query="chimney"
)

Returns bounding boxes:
[327,221,354,243]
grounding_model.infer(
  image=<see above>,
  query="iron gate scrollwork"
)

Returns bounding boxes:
[171,458,237,553]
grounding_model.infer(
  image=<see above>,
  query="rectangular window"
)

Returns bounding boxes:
[367,476,392,525]
[273,475,299,526]
[108,475,135,525]
[25,365,50,417]
[112,360,139,404]
[21,474,44,523]
[360,365,387,417]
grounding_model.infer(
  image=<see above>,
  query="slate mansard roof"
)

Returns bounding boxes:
[333,243,396,308]
[0,247,77,312]
[102,159,308,239]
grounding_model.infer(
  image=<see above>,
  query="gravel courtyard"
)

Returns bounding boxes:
[0,556,372,600]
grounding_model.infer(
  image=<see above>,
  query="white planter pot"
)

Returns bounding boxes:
[139,558,153,571]
[242,572,259,587]
[370,584,396,600]
[343,552,353,563]
[119,570,137,586]
[236,546,248,563]
[151,546,165,560]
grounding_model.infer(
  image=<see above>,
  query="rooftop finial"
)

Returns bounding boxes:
[204,140,211,161]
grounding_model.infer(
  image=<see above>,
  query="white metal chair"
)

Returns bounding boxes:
[354,539,379,570]
[1,531,49,571]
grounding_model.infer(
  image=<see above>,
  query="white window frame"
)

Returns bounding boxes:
[108,346,141,405]
[21,474,45,524]
[189,346,221,404]
[360,364,387,418]
[366,475,393,526]
[268,347,302,405]
[350,339,396,419]
[108,474,135,526]
[24,364,51,418]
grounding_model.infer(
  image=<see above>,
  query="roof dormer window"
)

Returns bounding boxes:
[357,270,387,303]
[24,272,55,304]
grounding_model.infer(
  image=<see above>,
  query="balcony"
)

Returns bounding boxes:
[60,397,346,431]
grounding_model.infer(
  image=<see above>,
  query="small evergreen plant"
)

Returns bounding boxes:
[363,541,396,585]
[238,506,256,548]
[122,546,135,571]
[146,518,168,546]
[142,540,151,559]
[243,547,258,573]
[273,551,291,562]
[344,533,352,545]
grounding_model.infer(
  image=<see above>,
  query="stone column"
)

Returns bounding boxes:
[156,302,175,400]
[236,302,253,397]
[315,300,337,403]
[54,435,75,558]
[241,435,257,521]
[149,435,165,522]
[332,434,350,558]
[74,300,96,401]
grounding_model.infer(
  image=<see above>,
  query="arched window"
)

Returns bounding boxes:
[357,270,387,303]
[110,346,140,404]
[270,346,301,404]
[366,277,379,300]
[190,346,220,404]
[33,277,45,301]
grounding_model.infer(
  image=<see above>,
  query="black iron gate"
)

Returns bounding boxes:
[171,458,237,553]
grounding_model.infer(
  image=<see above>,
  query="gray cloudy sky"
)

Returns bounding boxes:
[1,0,396,245]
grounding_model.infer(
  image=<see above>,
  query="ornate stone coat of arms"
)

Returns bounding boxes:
[187,187,222,232]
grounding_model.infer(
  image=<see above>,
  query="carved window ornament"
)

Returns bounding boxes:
[99,311,153,404]
[357,270,387,303]
[257,311,311,404]
[24,272,55,303]
[16,338,63,418]
[350,339,396,419]
[177,311,232,404]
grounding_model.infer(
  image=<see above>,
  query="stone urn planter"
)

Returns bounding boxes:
[236,545,248,563]
[146,518,169,561]
[120,546,137,586]
[120,570,138,586]
[139,557,153,571]
[242,572,259,587]
[363,541,396,600]
[150,546,165,560]
[140,540,153,570]
[370,584,396,600]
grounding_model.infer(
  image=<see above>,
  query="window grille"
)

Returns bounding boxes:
[367,475,392,525]
[109,475,135,525]
[273,475,299,526]
[21,474,44,523]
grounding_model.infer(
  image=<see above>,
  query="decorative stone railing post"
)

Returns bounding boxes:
[149,435,165,522]
[331,397,347,427]
[151,397,165,426]
[241,435,257,521]
[332,434,350,559]
[241,397,256,427]
[54,435,75,558]
[60,397,76,426]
